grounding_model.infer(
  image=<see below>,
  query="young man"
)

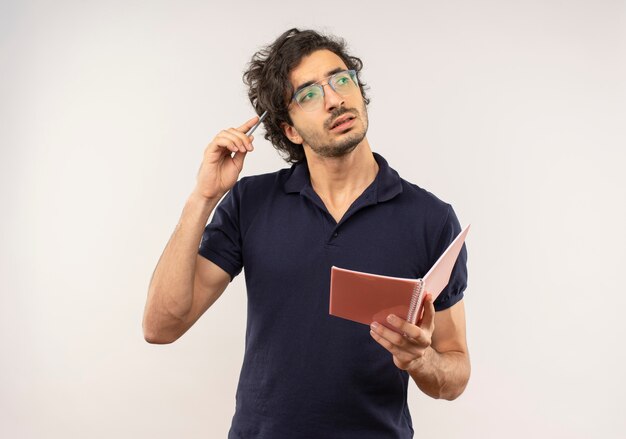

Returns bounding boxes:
[143,28,470,438]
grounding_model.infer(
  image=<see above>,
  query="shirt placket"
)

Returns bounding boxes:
[300,184,378,246]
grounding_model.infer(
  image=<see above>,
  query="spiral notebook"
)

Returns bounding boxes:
[329,224,470,330]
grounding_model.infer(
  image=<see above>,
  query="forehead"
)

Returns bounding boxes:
[289,49,349,89]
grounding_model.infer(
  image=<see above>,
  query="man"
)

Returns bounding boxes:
[143,28,470,438]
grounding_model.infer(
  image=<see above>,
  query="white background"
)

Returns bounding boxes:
[2,0,625,437]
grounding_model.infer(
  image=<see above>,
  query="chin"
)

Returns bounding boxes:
[303,116,368,158]
[314,133,364,158]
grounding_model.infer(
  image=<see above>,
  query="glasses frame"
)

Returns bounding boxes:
[290,69,358,112]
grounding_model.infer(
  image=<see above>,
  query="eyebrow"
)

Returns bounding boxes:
[293,67,346,96]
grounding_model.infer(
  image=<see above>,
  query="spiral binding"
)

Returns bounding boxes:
[406,280,424,324]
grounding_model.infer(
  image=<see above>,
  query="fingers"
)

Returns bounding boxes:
[237,115,260,132]
[369,322,423,366]
[369,297,437,369]
[209,115,260,155]
[369,328,403,357]
[215,129,254,153]
[371,316,426,348]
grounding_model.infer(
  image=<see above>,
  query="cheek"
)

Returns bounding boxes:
[359,102,369,122]
[297,118,326,136]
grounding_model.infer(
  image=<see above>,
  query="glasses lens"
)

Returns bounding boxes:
[294,85,323,111]
[331,70,358,94]
[293,71,358,112]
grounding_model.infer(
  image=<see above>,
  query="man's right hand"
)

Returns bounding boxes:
[193,115,260,201]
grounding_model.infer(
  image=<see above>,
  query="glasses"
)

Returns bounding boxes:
[291,69,359,112]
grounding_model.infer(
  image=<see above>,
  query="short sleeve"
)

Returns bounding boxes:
[431,204,468,311]
[198,182,244,282]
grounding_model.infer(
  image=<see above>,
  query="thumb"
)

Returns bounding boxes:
[419,293,436,329]
[232,150,247,173]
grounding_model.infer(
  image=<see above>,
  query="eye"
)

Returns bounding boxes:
[334,73,353,87]
[296,87,320,103]
[297,92,313,103]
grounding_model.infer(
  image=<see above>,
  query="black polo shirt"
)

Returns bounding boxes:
[199,152,468,439]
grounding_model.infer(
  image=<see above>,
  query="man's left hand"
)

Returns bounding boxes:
[369,294,436,371]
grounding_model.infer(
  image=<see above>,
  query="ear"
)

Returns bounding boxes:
[281,122,303,145]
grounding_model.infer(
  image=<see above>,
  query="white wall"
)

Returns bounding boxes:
[1,0,625,437]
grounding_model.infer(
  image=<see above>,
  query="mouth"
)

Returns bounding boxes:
[329,113,356,130]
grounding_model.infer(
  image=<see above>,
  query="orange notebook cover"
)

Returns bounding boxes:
[329,224,470,330]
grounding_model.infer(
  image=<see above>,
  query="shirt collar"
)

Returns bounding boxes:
[283,152,403,203]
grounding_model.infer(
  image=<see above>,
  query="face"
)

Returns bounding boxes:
[283,49,369,159]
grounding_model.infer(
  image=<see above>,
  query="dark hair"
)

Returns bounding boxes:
[242,28,370,164]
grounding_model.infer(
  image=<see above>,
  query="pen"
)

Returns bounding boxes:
[246,110,268,136]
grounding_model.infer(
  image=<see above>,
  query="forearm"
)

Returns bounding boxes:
[143,191,219,341]
[408,347,471,400]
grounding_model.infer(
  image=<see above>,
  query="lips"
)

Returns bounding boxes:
[330,113,355,130]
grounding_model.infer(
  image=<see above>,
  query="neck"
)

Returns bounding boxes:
[304,138,379,203]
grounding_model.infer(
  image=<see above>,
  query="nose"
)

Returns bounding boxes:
[322,83,345,111]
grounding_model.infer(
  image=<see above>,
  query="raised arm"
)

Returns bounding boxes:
[142,194,230,344]
[142,115,260,344]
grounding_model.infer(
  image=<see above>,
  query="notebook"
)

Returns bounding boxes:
[329,224,470,330]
